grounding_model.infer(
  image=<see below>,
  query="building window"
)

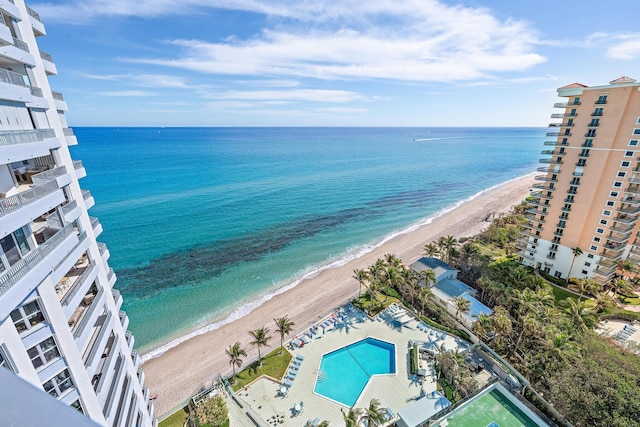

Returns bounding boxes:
[43,369,74,398]
[617,172,627,178]
[587,254,594,259]
[10,300,45,334]
[606,201,615,207]
[0,347,14,372]
[554,271,562,278]
[593,237,601,243]
[603,210,611,216]
[613,181,623,188]
[596,95,607,104]
[596,228,604,233]
[70,399,84,414]
[27,337,61,370]
[610,191,619,197]
[600,219,608,225]
[625,151,634,157]
[0,227,32,273]
[622,161,631,167]
[581,270,588,275]
[633,129,640,135]
[590,245,598,251]
[630,139,639,145]
[637,117,640,124]
[585,262,591,267]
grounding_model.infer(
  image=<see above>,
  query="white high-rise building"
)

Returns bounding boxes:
[0,2,156,426]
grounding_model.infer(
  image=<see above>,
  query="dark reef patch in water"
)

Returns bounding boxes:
[115,183,461,298]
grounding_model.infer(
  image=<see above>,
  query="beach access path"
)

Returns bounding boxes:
[142,173,536,418]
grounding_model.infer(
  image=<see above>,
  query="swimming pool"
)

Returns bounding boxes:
[314,337,396,407]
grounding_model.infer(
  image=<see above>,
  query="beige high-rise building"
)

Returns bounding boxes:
[519,76,640,283]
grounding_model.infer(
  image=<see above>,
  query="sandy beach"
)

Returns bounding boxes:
[143,173,535,418]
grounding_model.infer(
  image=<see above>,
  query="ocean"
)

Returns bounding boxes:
[69,127,542,357]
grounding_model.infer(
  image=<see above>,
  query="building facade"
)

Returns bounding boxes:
[0,1,156,426]
[519,76,640,283]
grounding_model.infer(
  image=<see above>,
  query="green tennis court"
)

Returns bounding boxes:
[443,389,540,427]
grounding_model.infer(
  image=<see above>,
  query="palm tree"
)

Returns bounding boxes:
[318,422,329,427]
[225,341,247,382]
[438,235,458,264]
[353,269,369,298]
[361,398,386,427]
[567,247,583,278]
[421,285,432,313]
[274,316,295,355]
[249,326,271,366]
[472,313,493,340]
[421,268,436,288]
[452,297,471,323]
[423,242,440,258]
[562,298,598,333]
[341,408,361,427]
[618,259,637,279]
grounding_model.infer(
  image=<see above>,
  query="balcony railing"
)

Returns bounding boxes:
[595,100,607,105]
[61,260,96,306]
[0,129,55,146]
[0,179,59,217]
[0,224,76,297]
[585,132,596,137]
[30,86,43,97]
[625,186,640,195]
[554,102,581,108]
[63,128,74,136]
[0,68,27,86]
[539,158,563,164]
[12,37,28,52]
[530,191,553,200]
[72,160,83,171]
[543,140,568,146]
[591,112,603,116]
[52,91,64,101]
[26,5,41,22]
[534,175,557,182]
[31,165,67,185]
[39,50,53,63]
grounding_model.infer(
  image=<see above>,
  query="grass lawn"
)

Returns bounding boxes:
[231,348,292,392]
[550,283,580,304]
[352,292,399,317]
[159,407,189,427]
[618,295,640,306]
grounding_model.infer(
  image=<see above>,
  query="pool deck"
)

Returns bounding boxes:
[230,304,470,426]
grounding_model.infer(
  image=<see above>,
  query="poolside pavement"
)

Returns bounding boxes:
[230,304,469,426]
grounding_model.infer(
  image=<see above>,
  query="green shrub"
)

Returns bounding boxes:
[409,344,419,375]
[538,270,567,286]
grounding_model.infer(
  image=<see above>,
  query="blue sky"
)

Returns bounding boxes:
[32,0,640,127]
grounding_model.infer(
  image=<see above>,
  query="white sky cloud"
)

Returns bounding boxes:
[209,89,365,103]
[607,35,640,59]
[97,90,157,97]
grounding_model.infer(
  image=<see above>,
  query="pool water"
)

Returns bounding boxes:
[314,337,396,407]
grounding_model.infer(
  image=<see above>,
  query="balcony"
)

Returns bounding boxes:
[88,332,116,391]
[613,214,637,225]
[70,287,103,344]
[560,206,571,213]
[39,50,57,75]
[525,207,547,216]
[539,157,563,164]
[90,216,103,237]
[550,112,578,118]
[618,205,640,215]
[595,264,617,276]
[98,242,110,263]
[59,259,98,307]
[595,99,607,105]
[591,112,603,116]
[554,102,581,108]
[82,189,95,209]
[549,122,574,128]
[107,268,116,287]
[587,122,600,128]
[532,183,554,191]
[515,242,537,253]
[534,175,557,183]
[577,152,590,158]
[530,190,553,200]
[0,223,78,304]
[572,171,583,177]
[51,91,68,110]
[600,247,624,262]
[518,251,535,261]
[582,141,593,147]
[625,186,640,196]
[521,228,542,238]
[622,196,640,206]
[0,129,61,164]
[543,140,568,146]
[584,132,596,138]
[545,132,571,137]
[0,179,62,219]
[606,233,630,245]
[553,231,564,238]
[563,196,575,203]
[567,188,578,195]
[540,149,556,155]
[119,310,129,331]
[628,245,640,257]
[610,223,635,234]
[112,289,123,309]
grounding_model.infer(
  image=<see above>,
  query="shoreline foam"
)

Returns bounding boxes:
[140,173,533,362]
[142,173,535,417]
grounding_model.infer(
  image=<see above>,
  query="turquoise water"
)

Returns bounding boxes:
[314,338,396,406]
[70,127,541,355]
